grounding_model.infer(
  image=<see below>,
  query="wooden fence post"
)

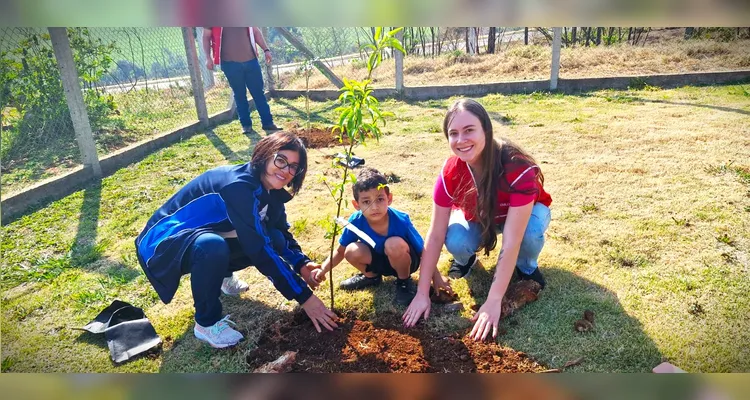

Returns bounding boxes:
[182,27,209,126]
[48,27,102,177]
[550,27,562,90]
[395,28,404,93]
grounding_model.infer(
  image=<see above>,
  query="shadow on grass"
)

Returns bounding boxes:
[462,264,663,372]
[158,296,287,373]
[272,98,339,125]
[70,181,102,266]
[576,92,750,116]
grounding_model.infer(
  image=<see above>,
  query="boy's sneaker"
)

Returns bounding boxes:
[339,273,382,290]
[194,315,244,348]
[516,267,546,289]
[242,125,254,134]
[221,273,249,296]
[394,278,416,306]
[447,254,477,279]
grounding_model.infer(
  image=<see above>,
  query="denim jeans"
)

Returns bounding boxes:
[182,230,286,327]
[443,203,551,275]
[220,59,274,128]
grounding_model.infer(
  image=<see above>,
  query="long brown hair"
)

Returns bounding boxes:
[250,131,308,196]
[443,99,544,255]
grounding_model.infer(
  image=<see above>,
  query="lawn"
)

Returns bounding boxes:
[1,83,749,372]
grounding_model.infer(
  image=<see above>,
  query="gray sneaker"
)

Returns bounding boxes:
[194,315,244,348]
[221,273,249,296]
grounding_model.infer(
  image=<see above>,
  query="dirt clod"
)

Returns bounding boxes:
[430,285,459,304]
[501,280,542,319]
[574,309,596,332]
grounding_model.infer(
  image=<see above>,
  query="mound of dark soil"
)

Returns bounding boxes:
[247,312,545,373]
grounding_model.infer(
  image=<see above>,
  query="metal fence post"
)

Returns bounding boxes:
[550,27,562,91]
[395,28,404,94]
[48,27,102,178]
[182,27,209,126]
[262,27,275,92]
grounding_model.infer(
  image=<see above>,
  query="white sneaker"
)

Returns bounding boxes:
[221,273,249,296]
[194,315,244,348]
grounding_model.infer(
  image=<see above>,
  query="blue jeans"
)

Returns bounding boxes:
[220,59,274,128]
[443,203,551,275]
[182,230,286,327]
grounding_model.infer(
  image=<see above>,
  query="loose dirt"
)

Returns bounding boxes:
[247,313,545,373]
[247,279,547,373]
[286,124,350,149]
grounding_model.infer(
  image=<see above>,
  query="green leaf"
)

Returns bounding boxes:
[374,27,383,42]
[387,27,404,37]
[388,39,406,55]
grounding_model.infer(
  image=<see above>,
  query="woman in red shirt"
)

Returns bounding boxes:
[403,99,552,341]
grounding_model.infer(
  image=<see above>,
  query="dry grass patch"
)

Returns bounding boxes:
[280,35,750,90]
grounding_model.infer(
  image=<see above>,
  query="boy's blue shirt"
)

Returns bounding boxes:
[339,207,424,254]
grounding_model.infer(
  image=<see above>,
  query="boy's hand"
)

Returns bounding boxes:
[302,295,338,333]
[432,275,454,296]
[311,268,327,285]
[300,262,321,289]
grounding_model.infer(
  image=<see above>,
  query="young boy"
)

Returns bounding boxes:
[311,167,423,305]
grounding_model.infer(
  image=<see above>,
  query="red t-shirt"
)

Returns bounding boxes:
[433,156,552,224]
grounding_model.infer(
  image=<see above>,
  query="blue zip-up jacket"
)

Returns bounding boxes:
[134,162,313,305]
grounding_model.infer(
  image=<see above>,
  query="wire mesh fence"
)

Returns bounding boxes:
[3,26,748,195]
[1,27,84,193]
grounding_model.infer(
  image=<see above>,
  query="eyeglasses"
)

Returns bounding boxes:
[273,153,303,176]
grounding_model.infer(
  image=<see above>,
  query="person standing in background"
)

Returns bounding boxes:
[203,27,280,134]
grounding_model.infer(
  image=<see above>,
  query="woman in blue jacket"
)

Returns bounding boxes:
[135,132,337,348]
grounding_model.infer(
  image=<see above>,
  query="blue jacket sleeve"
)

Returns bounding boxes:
[273,204,312,273]
[219,182,312,305]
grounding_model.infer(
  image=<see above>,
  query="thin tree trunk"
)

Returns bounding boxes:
[487,27,496,54]
[596,27,602,45]
[524,27,528,45]
[430,27,435,57]
[571,27,577,46]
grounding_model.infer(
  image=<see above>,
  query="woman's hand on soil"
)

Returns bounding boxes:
[302,295,338,333]
[469,299,502,341]
[402,293,430,328]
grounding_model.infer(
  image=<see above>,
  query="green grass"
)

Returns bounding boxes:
[2,84,749,372]
[1,80,233,195]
